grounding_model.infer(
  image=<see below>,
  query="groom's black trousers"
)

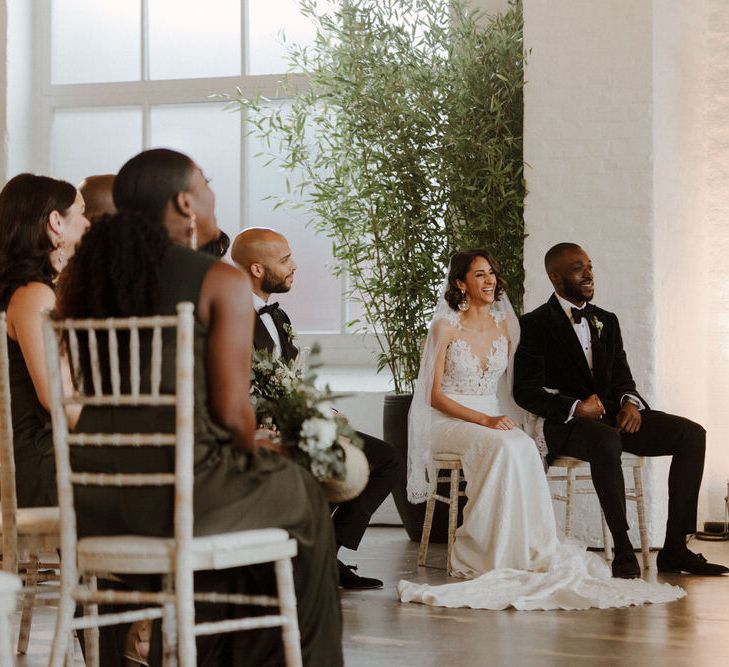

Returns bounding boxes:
[544,410,705,543]
[330,431,402,551]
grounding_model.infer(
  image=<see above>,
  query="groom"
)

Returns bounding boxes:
[231,227,402,590]
[514,242,728,578]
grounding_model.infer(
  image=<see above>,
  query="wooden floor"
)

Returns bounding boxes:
[340,528,729,667]
[13,527,729,666]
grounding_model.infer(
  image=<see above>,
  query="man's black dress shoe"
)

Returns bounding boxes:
[612,551,641,579]
[656,548,729,576]
[337,560,383,590]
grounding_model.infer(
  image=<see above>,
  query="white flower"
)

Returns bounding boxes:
[300,417,338,452]
[590,314,604,339]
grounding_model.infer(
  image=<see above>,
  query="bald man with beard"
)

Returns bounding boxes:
[232,227,402,590]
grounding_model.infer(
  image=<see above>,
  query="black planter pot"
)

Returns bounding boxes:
[383,393,465,543]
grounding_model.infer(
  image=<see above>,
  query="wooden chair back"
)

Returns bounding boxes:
[0,312,19,574]
[42,302,195,598]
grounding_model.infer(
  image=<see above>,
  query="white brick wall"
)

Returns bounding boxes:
[525,0,729,545]
[652,0,709,544]
[705,0,729,525]
[524,0,655,545]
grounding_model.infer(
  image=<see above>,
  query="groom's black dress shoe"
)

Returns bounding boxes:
[656,548,729,576]
[612,551,641,579]
[337,560,383,590]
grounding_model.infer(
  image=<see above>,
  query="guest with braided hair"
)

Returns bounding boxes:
[56,148,342,667]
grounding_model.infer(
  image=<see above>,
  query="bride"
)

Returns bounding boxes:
[399,249,684,610]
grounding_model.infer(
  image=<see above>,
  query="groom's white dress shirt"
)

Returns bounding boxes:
[554,293,643,422]
[253,292,282,359]
[556,293,593,369]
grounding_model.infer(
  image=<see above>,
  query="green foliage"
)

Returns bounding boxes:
[229,0,525,394]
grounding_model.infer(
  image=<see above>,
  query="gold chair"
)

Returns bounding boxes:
[417,453,466,574]
[0,311,61,655]
[548,454,650,568]
[44,302,303,667]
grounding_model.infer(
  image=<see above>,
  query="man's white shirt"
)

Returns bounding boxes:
[554,293,643,421]
[253,292,282,359]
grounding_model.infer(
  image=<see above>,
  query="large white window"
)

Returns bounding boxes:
[37,0,364,342]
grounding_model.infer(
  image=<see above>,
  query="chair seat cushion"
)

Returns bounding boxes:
[78,527,296,574]
[0,507,59,536]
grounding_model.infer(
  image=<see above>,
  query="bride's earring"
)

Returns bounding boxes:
[189,214,198,250]
[458,289,469,312]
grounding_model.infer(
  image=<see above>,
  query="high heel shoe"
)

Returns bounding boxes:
[122,620,151,666]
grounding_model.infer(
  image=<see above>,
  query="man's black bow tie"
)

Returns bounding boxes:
[258,302,280,316]
[570,306,592,324]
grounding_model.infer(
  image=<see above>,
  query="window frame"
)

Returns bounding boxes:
[34,0,376,365]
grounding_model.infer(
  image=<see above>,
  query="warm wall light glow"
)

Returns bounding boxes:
[702,0,729,526]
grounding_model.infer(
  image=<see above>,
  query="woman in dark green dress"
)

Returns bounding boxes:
[55,149,343,666]
[0,173,89,507]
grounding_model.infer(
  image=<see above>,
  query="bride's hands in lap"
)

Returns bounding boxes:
[480,415,518,430]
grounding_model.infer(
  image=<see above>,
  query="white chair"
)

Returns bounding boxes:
[0,311,61,655]
[0,571,22,667]
[548,454,650,568]
[43,302,303,667]
[417,453,466,574]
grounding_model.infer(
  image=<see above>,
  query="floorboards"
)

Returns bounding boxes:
[13,527,729,666]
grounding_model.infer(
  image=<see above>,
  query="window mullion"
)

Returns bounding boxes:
[242,0,249,76]
[239,1,249,234]
[141,0,150,81]
[37,0,53,175]
[141,0,150,148]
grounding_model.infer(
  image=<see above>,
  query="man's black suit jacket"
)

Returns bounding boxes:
[253,307,299,363]
[513,294,647,427]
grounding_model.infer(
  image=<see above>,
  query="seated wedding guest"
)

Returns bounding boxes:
[514,242,728,577]
[0,173,89,507]
[231,227,402,590]
[78,168,226,660]
[55,148,342,666]
[78,174,116,223]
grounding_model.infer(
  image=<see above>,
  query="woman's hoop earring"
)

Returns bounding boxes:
[458,289,469,312]
[189,214,198,250]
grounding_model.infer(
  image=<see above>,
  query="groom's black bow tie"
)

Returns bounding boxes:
[258,302,280,317]
[570,306,592,324]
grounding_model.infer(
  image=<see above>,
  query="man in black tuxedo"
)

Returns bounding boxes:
[514,242,728,578]
[231,227,402,589]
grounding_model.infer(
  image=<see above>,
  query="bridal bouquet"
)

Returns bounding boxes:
[250,348,364,484]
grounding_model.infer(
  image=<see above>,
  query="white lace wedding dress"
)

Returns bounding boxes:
[399,309,685,610]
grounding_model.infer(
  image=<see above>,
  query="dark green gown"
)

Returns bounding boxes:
[73,244,343,666]
[5,291,57,508]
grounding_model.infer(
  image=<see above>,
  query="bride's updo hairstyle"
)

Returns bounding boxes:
[444,249,507,311]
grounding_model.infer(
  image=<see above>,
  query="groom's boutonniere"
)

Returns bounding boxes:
[283,322,297,343]
[590,314,603,339]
